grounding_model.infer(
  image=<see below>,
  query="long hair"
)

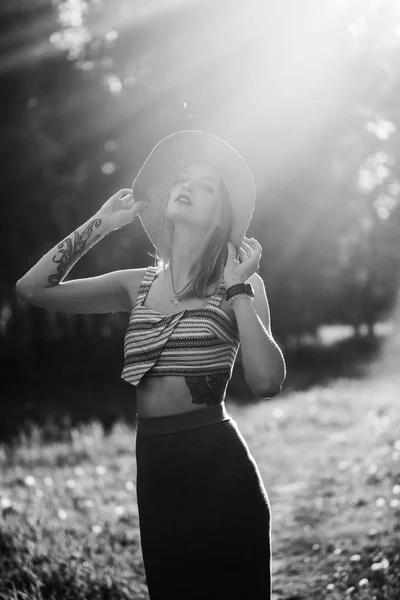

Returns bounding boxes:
[152,178,233,301]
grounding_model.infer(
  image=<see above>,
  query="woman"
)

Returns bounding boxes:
[16,130,286,599]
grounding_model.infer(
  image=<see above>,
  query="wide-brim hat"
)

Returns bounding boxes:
[132,130,256,251]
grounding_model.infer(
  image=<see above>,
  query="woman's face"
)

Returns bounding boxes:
[166,162,222,230]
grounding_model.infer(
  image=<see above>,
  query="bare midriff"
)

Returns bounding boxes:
[136,376,213,417]
[127,268,236,418]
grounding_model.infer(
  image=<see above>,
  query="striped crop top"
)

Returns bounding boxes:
[121,266,241,406]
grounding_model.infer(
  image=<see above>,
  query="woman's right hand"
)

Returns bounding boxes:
[96,188,150,231]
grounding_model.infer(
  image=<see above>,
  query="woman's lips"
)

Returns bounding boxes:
[175,194,192,205]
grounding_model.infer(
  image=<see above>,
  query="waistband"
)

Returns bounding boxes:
[136,403,231,435]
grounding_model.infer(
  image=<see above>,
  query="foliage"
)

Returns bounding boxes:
[1,0,400,346]
[1,367,399,598]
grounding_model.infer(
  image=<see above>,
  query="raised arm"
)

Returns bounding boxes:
[15,188,149,314]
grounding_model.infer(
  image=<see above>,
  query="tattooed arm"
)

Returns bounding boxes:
[15,189,149,314]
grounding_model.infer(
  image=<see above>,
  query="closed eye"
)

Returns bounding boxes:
[175,178,215,192]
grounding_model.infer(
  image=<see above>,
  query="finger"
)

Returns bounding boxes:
[244,236,255,245]
[121,195,135,208]
[241,241,254,256]
[116,188,133,198]
[245,236,260,245]
[131,200,150,214]
[246,238,262,257]
[249,237,261,250]
[121,192,134,202]
[227,242,237,262]
[241,239,253,249]
[238,247,247,263]
[253,242,262,256]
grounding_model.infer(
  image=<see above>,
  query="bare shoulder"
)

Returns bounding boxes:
[120,267,149,310]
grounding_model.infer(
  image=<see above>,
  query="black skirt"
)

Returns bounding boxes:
[135,404,272,600]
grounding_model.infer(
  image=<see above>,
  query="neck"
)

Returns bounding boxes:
[168,225,205,289]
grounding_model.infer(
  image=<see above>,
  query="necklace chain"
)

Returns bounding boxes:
[169,260,194,303]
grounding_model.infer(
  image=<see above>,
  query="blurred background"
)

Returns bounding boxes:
[1,2,400,598]
[1,0,400,440]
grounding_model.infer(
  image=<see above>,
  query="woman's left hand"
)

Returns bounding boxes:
[224,236,263,288]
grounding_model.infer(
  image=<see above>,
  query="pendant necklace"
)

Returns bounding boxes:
[169,260,194,305]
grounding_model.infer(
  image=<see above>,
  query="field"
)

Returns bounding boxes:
[0,329,399,599]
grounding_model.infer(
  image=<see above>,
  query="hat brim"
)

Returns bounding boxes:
[132,130,256,252]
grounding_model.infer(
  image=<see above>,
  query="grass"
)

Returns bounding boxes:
[1,334,400,599]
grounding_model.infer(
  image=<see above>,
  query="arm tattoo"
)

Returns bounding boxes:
[48,218,102,285]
